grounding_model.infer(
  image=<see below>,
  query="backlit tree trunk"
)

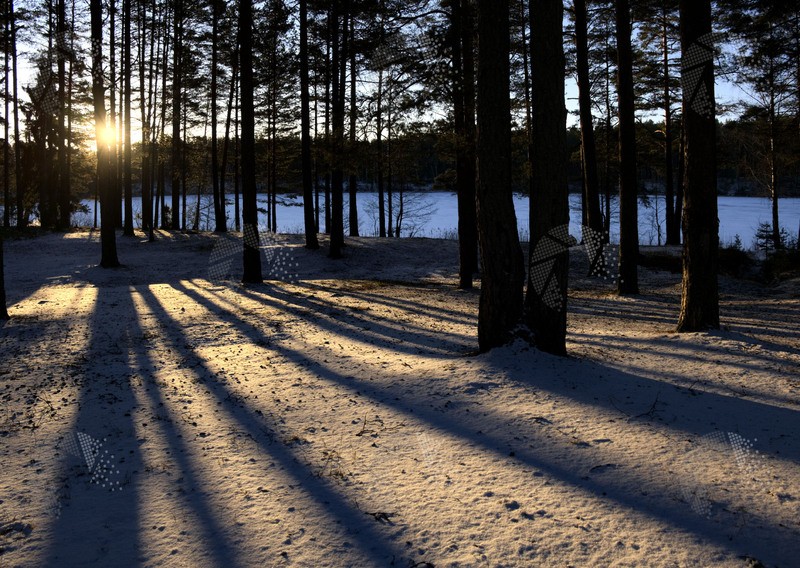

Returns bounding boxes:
[525,0,569,355]
[676,0,719,331]
[475,0,524,352]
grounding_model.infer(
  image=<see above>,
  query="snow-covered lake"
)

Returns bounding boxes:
[69,192,800,249]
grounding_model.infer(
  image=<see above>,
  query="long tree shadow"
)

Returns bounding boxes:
[134,284,410,566]
[170,279,800,566]
[42,283,144,566]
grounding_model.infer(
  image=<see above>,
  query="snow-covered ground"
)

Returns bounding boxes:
[1,230,798,567]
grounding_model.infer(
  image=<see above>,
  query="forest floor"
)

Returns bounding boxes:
[0,229,799,568]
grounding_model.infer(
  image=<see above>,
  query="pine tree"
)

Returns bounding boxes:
[676,0,718,331]
[475,0,524,352]
[239,0,262,283]
[615,0,639,294]
[300,0,319,249]
[91,0,120,268]
[525,0,569,355]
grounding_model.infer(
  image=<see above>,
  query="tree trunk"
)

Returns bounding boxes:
[239,0,262,283]
[329,1,346,258]
[663,15,679,245]
[615,0,639,294]
[676,0,719,331]
[525,0,569,355]
[171,0,183,230]
[56,0,70,229]
[348,14,359,237]
[769,91,780,249]
[0,233,8,319]
[300,0,319,248]
[453,0,478,289]
[475,0,524,352]
[220,42,238,232]
[211,0,225,232]
[376,70,385,237]
[574,0,603,236]
[12,0,24,228]
[122,0,134,236]
[91,0,120,268]
[3,0,9,229]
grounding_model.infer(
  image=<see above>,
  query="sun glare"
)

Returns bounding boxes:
[96,123,117,148]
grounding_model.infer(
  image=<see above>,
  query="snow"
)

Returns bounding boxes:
[68,192,800,247]
[1,229,799,567]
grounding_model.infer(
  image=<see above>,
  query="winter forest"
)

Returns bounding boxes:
[1,0,799,566]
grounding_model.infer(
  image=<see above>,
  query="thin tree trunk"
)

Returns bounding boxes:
[3,0,9,229]
[475,0,524,352]
[376,69,385,237]
[12,0,24,228]
[171,0,182,230]
[56,0,70,229]
[239,0,262,282]
[0,233,8,319]
[91,0,120,267]
[220,42,238,232]
[663,14,679,245]
[676,0,719,331]
[300,0,319,248]
[329,1,346,258]
[123,0,133,236]
[348,14,359,237]
[574,0,603,236]
[769,90,780,249]
[615,0,639,294]
[211,0,224,232]
[453,0,478,289]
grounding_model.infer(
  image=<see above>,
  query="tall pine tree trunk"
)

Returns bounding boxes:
[300,0,319,248]
[56,0,70,229]
[453,0,478,289]
[0,234,8,319]
[211,0,224,232]
[475,0,524,352]
[663,15,679,245]
[574,0,603,236]
[525,0,569,355]
[171,0,183,230]
[91,0,120,267]
[615,0,639,294]
[348,14,359,237]
[122,0,134,236]
[12,0,24,228]
[676,0,719,331]
[239,0,261,282]
[329,1,346,258]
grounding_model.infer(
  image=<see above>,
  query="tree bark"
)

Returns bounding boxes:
[239,0,262,283]
[122,0,134,236]
[525,0,569,355]
[348,13,359,237]
[91,0,120,268]
[329,0,346,258]
[171,0,183,230]
[0,233,8,319]
[453,0,478,289]
[300,0,319,248]
[574,0,603,236]
[615,0,639,294]
[211,0,225,233]
[475,0,524,352]
[12,0,24,228]
[676,0,719,331]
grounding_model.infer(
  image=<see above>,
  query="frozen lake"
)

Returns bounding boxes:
[68,191,800,249]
